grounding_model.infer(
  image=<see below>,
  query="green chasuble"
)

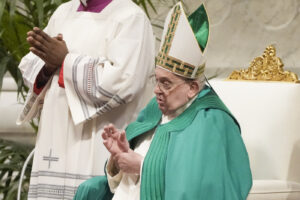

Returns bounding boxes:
[74,86,252,200]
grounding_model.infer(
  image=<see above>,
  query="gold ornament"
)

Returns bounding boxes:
[227,45,300,83]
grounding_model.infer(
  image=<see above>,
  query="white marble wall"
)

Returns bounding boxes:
[150,0,300,73]
[0,76,35,144]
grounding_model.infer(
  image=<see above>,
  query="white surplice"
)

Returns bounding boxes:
[16,0,155,199]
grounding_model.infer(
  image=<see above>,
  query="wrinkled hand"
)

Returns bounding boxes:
[27,27,68,73]
[114,150,143,174]
[102,124,130,156]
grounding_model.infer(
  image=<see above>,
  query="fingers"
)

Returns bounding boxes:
[103,141,110,151]
[103,139,112,150]
[108,124,118,134]
[27,30,48,45]
[102,125,110,138]
[103,123,126,144]
[27,30,45,42]
[55,33,63,41]
[28,30,63,50]
[103,125,115,139]
[104,124,121,139]
[120,131,126,142]
[103,124,111,134]
[33,27,52,42]
[29,47,47,61]
[27,36,48,53]
[118,131,129,152]
[27,30,48,51]
[102,131,108,140]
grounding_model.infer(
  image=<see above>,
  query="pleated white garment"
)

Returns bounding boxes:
[17,0,155,199]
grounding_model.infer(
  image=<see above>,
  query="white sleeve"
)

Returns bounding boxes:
[106,157,123,193]
[18,6,59,90]
[16,79,52,125]
[18,52,45,90]
[63,13,155,125]
[16,6,62,124]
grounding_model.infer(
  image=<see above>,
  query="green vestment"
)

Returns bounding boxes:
[74,86,252,200]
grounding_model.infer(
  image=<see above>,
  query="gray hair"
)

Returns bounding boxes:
[182,73,206,92]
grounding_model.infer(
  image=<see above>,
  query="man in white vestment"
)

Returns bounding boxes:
[16,0,155,199]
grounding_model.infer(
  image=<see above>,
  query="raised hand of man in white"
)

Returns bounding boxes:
[27,27,69,74]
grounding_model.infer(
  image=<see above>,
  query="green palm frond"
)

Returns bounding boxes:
[133,0,161,17]
[0,139,34,200]
[0,0,69,95]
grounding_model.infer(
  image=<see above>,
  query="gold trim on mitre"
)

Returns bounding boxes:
[156,3,205,79]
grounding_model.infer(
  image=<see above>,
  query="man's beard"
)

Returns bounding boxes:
[80,0,88,7]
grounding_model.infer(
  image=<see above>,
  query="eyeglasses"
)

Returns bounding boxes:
[154,78,187,94]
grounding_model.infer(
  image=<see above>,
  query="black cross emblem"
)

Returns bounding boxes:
[43,149,59,169]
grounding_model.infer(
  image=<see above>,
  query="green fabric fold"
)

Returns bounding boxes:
[74,86,252,200]
[188,4,209,52]
[126,87,239,199]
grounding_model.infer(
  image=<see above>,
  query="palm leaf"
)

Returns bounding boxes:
[0,56,9,91]
[5,181,19,200]
[140,0,150,17]
[0,139,33,200]
[36,0,44,27]
[0,0,7,22]
[133,0,160,17]
[9,0,17,20]
[146,0,157,13]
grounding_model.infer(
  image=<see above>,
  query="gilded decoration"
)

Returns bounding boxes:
[228,45,300,83]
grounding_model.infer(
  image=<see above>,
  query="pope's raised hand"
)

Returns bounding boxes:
[102,124,130,156]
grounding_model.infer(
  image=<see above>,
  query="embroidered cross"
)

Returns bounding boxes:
[43,149,59,169]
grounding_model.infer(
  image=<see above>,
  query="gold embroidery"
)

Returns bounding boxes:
[156,4,204,79]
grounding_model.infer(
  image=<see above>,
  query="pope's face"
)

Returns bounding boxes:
[154,67,192,116]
